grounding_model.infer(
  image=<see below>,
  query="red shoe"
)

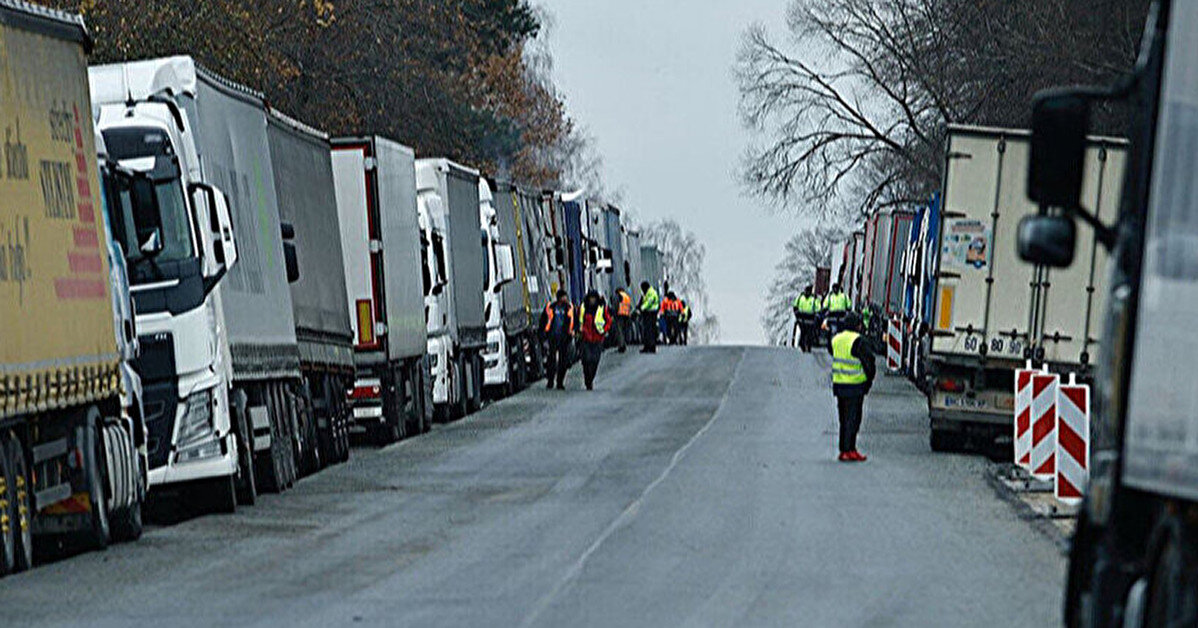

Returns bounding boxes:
[849,450,868,462]
[838,452,853,462]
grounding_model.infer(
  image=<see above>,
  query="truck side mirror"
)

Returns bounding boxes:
[1017,214,1076,267]
[496,244,516,286]
[211,187,238,270]
[1027,89,1090,210]
[280,222,300,283]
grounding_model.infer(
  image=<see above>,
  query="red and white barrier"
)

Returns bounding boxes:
[1014,363,1035,470]
[886,318,901,372]
[1030,372,1059,481]
[1056,375,1090,505]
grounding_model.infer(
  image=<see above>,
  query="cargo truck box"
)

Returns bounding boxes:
[491,181,532,336]
[417,159,486,350]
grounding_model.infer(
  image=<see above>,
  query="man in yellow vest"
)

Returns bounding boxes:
[638,281,660,354]
[831,312,876,462]
[821,282,851,347]
[792,285,819,353]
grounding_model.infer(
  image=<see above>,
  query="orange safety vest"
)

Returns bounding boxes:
[544,301,574,334]
[617,292,632,316]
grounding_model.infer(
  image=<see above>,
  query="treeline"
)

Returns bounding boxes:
[42,0,580,188]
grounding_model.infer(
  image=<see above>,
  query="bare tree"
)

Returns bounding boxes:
[761,225,843,345]
[641,220,719,345]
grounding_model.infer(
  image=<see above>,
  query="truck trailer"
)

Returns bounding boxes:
[331,136,429,444]
[492,180,544,384]
[926,125,1124,452]
[1,3,149,570]
[91,56,306,508]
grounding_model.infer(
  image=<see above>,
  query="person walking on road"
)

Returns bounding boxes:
[638,281,660,354]
[543,290,575,390]
[614,287,633,353]
[831,312,875,462]
[579,290,611,390]
[793,285,819,353]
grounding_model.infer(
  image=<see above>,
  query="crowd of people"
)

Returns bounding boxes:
[539,280,693,391]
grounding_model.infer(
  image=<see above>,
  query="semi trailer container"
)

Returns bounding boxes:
[267,111,353,466]
[562,197,587,304]
[91,56,306,509]
[331,136,429,444]
[865,209,915,319]
[478,179,518,395]
[0,4,150,570]
[416,159,486,418]
[926,125,1124,451]
[604,205,626,296]
[492,180,544,384]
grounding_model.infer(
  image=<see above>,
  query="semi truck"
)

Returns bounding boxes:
[492,180,543,385]
[1018,1,1198,623]
[90,56,306,509]
[925,125,1125,452]
[267,111,352,466]
[0,3,152,572]
[900,195,941,386]
[330,136,429,444]
[478,179,518,396]
[642,245,663,294]
[416,159,486,419]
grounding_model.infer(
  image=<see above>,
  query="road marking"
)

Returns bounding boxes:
[519,348,747,627]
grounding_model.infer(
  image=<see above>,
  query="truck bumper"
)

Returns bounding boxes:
[928,389,1013,428]
[147,432,237,486]
[483,328,507,386]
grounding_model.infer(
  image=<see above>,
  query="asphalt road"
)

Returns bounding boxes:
[0,346,1065,627]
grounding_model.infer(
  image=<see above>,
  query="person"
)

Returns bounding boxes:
[678,300,691,345]
[543,290,575,389]
[822,283,851,343]
[638,281,660,354]
[831,312,876,462]
[662,291,682,345]
[793,285,819,352]
[614,287,633,353]
[578,290,611,390]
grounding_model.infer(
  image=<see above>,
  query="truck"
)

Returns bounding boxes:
[1017,2,1198,623]
[415,159,485,419]
[91,56,307,509]
[562,196,587,304]
[925,125,1124,452]
[864,209,915,321]
[329,136,428,445]
[603,205,626,298]
[900,195,941,386]
[0,3,150,572]
[267,111,352,465]
[492,180,545,384]
[478,179,518,396]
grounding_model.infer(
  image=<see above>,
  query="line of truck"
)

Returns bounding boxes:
[830,124,1126,453]
[0,1,667,575]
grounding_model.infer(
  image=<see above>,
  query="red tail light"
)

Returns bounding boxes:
[348,385,382,400]
[935,377,965,393]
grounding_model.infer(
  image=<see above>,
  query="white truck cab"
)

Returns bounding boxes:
[479,180,516,390]
[417,171,454,414]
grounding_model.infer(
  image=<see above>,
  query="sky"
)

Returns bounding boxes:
[543,0,804,345]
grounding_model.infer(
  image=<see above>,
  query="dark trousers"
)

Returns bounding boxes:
[836,393,865,453]
[581,341,603,388]
[797,316,815,352]
[545,334,571,386]
[680,322,689,345]
[641,312,658,353]
[664,314,679,344]
[615,316,630,352]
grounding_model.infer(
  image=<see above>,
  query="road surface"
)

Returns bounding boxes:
[0,346,1064,627]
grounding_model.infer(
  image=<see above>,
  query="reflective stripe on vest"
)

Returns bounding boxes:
[831,331,867,385]
[825,292,850,312]
[594,305,606,332]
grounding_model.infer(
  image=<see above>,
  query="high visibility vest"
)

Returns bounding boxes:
[640,287,660,312]
[680,306,691,323]
[824,292,850,313]
[544,301,574,334]
[831,331,867,385]
[795,294,819,314]
[594,305,607,333]
[617,292,632,316]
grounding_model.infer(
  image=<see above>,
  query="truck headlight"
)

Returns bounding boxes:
[175,390,219,462]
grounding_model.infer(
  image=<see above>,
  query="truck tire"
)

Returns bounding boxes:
[6,437,32,571]
[0,436,17,576]
[256,386,288,494]
[450,356,468,420]
[419,362,433,433]
[77,411,110,551]
[110,499,143,543]
[929,428,963,453]
[466,353,483,413]
[1144,521,1197,628]
[201,476,237,515]
[408,362,427,435]
[231,390,257,506]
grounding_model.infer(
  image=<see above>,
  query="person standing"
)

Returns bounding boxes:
[543,290,575,390]
[614,287,633,353]
[831,312,875,462]
[578,290,611,390]
[821,283,851,344]
[662,291,682,345]
[793,285,819,353]
[678,300,691,345]
[638,281,660,354]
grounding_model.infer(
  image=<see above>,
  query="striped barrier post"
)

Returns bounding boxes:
[1030,372,1060,481]
[1014,362,1035,470]
[1056,375,1090,505]
[886,317,901,373]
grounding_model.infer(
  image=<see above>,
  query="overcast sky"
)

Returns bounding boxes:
[544,0,804,345]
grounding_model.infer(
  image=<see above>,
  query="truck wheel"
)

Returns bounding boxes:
[450,356,468,420]
[255,387,287,494]
[110,499,143,543]
[201,476,237,515]
[77,411,111,550]
[232,391,257,506]
[929,428,963,453]
[6,437,33,571]
[1144,523,1197,627]
[466,354,483,413]
[0,436,17,576]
